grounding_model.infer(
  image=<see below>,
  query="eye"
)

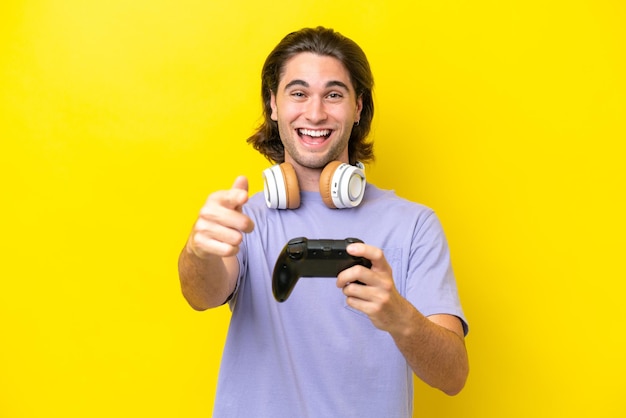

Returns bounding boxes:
[327,92,343,99]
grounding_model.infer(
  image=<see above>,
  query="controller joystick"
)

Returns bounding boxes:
[272,237,372,302]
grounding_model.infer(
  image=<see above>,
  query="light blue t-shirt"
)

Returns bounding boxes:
[212,184,467,418]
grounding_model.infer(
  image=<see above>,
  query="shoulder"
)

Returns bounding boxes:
[361,184,449,241]
[363,184,434,216]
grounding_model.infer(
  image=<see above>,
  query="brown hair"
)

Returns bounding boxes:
[247,27,375,165]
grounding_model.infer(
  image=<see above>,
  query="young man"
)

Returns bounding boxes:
[178,27,469,417]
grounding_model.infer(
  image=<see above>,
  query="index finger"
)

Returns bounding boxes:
[208,177,249,210]
[346,243,388,270]
[231,175,249,193]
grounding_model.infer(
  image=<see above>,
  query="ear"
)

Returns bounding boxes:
[270,91,278,121]
[355,95,363,123]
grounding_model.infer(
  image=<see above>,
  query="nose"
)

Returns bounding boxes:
[304,97,327,123]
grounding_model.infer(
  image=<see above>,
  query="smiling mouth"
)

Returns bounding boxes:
[298,128,332,143]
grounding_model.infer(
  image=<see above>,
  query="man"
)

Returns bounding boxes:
[178,26,469,417]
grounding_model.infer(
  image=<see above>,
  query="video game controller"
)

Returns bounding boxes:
[272,237,372,302]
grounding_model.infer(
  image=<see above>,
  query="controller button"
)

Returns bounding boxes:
[287,243,306,259]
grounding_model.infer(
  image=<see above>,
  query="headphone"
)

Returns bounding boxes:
[263,161,366,209]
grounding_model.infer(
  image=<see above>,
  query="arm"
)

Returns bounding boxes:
[337,243,469,395]
[178,176,255,310]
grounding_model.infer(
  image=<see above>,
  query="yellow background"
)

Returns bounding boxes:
[1,1,624,416]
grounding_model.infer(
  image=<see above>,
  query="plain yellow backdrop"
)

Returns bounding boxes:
[1,1,624,417]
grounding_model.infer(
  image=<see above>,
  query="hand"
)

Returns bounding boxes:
[187,176,255,259]
[336,243,410,333]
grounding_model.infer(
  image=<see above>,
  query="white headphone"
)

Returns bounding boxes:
[263,161,366,209]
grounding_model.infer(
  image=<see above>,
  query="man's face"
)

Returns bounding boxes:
[270,52,363,169]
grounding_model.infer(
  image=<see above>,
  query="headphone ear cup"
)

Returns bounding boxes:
[279,163,300,209]
[263,163,301,209]
[320,161,366,209]
[319,161,343,208]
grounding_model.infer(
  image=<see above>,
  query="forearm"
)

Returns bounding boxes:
[177,243,238,310]
[390,303,469,395]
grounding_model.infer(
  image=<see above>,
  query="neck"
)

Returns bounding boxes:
[284,152,351,192]
[293,165,324,192]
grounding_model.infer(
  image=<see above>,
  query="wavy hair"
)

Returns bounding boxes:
[247,27,375,165]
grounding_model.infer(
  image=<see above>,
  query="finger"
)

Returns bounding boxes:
[205,178,249,211]
[190,231,242,258]
[347,243,387,270]
[346,242,371,258]
[190,213,248,257]
[194,216,245,246]
[222,188,249,211]
[228,176,253,231]
[200,201,255,233]
[231,175,249,192]
[336,264,371,288]
[228,176,249,211]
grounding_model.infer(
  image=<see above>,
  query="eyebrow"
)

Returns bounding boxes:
[284,79,351,91]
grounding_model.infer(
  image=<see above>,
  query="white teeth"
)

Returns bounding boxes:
[299,129,330,137]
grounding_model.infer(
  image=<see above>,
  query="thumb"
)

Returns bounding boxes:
[232,175,249,192]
